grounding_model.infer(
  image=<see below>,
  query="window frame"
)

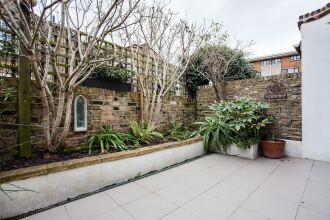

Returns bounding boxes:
[74,95,88,132]
[271,58,281,64]
[290,55,301,62]
[261,60,270,66]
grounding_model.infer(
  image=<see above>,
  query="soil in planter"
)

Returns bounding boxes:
[0,138,172,172]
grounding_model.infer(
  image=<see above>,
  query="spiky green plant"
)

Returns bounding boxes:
[87,125,128,154]
[166,120,197,141]
[128,121,163,146]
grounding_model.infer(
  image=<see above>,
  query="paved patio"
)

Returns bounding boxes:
[23,154,330,220]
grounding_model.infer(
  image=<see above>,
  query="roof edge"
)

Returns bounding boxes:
[298,2,330,29]
[249,51,298,62]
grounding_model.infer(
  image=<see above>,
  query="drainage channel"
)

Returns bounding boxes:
[6,154,208,220]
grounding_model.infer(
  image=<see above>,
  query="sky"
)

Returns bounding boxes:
[168,0,329,58]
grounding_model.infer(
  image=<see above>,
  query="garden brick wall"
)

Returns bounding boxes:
[0,73,301,161]
[0,79,193,161]
[197,73,302,141]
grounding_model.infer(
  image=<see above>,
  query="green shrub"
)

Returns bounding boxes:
[197,97,271,152]
[128,121,163,146]
[166,120,197,141]
[184,46,257,98]
[87,125,128,154]
[92,65,133,83]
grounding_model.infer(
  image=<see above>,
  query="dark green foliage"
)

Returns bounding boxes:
[0,79,14,102]
[165,120,197,141]
[128,121,163,146]
[87,125,128,154]
[185,46,257,98]
[197,97,271,153]
[92,65,133,83]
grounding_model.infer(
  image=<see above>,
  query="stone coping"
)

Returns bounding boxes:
[0,137,203,184]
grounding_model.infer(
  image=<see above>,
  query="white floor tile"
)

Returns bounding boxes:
[183,194,238,220]
[310,161,330,185]
[156,181,202,206]
[160,208,201,220]
[206,181,253,205]
[301,181,330,215]
[22,206,70,220]
[123,194,177,220]
[296,207,330,220]
[105,182,151,205]
[136,170,183,192]
[229,207,269,220]
[65,192,118,220]
[242,192,298,220]
[20,156,330,220]
[255,178,306,204]
[93,207,134,220]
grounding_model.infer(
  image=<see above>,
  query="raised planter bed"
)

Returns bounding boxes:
[0,137,203,219]
[216,144,258,160]
[82,78,131,91]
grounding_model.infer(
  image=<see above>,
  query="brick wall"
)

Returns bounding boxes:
[197,73,302,141]
[0,79,193,160]
[281,56,301,70]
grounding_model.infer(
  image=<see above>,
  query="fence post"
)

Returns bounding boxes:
[18,1,31,158]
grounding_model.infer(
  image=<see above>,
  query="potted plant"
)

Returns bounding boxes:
[197,97,271,159]
[83,64,133,91]
[260,120,286,159]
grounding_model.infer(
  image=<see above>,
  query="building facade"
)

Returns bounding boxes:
[250,51,301,76]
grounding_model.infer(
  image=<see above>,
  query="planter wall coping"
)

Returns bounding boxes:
[0,137,203,183]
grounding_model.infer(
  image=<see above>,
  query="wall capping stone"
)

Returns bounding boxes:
[0,137,203,183]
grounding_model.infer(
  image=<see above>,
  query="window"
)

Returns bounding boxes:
[272,58,281,64]
[74,95,87,132]
[261,60,270,66]
[290,55,301,61]
[282,68,299,74]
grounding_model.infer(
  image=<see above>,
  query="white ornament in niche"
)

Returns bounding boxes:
[175,83,181,96]
[74,95,87,132]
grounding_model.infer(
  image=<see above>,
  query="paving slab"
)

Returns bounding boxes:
[23,154,330,220]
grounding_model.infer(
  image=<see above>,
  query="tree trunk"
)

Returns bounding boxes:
[39,87,52,151]
[213,81,227,102]
[55,91,74,151]
[50,89,65,145]
[139,90,144,122]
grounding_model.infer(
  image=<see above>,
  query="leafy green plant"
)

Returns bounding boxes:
[87,125,128,154]
[166,120,197,141]
[92,65,133,83]
[197,97,271,153]
[128,121,163,146]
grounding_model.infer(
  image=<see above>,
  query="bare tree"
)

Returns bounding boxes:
[114,1,203,130]
[0,0,140,153]
[192,22,252,102]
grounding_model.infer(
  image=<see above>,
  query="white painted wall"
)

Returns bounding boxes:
[301,14,330,162]
[261,64,272,76]
[0,142,204,219]
[261,63,282,76]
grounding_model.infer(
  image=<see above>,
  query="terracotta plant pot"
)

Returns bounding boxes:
[260,140,286,159]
